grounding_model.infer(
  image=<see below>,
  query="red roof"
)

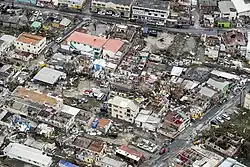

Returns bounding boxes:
[120,145,143,158]
[67,31,124,53]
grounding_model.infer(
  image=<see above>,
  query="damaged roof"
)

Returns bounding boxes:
[133,0,169,11]
[93,0,134,6]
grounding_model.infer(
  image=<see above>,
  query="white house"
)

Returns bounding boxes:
[107,96,139,123]
[14,32,46,54]
[4,143,53,167]
[218,1,237,20]
[231,0,250,17]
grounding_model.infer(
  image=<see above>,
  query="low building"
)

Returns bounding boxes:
[231,0,250,17]
[131,0,170,25]
[96,156,127,167]
[206,78,230,95]
[205,133,243,157]
[16,0,37,5]
[14,32,46,54]
[33,67,66,85]
[107,96,140,123]
[58,0,86,9]
[199,0,218,14]
[96,118,112,134]
[116,145,144,166]
[218,1,237,20]
[135,110,160,131]
[4,143,53,167]
[59,160,79,167]
[0,35,16,54]
[71,136,106,155]
[218,157,247,167]
[91,0,133,18]
[170,146,224,167]
[5,86,63,115]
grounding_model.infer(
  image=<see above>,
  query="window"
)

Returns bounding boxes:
[154,13,158,16]
[102,4,105,6]
[97,3,101,5]
[119,115,123,118]
[148,13,151,15]
[93,3,96,5]
[116,6,120,9]
[121,7,124,10]
[127,113,130,117]
[161,15,164,17]
[127,109,131,113]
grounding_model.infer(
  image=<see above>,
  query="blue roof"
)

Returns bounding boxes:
[59,160,79,167]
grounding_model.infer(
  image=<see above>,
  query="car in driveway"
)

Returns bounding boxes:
[216,116,224,123]
[222,114,231,121]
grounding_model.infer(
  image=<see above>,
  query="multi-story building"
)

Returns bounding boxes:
[58,0,86,9]
[91,0,134,18]
[14,32,46,54]
[107,96,139,123]
[65,31,124,59]
[131,0,170,25]
[4,143,53,167]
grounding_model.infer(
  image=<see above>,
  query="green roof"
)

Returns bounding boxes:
[31,21,41,28]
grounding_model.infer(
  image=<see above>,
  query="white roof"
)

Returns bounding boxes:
[135,114,149,123]
[108,96,139,112]
[0,35,16,43]
[33,67,66,84]
[210,70,240,80]
[218,1,236,13]
[106,62,117,69]
[207,78,230,91]
[171,66,184,76]
[199,86,217,98]
[218,158,246,167]
[93,59,106,68]
[231,0,250,13]
[100,157,127,167]
[61,104,80,117]
[4,143,52,166]
[60,18,71,27]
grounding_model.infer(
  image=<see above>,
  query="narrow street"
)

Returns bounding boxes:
[147,85,248,167]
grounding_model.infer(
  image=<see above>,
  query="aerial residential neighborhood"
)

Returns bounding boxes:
[0,0,249,167]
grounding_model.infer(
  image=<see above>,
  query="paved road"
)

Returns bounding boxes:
[148,85,248,167]
[1,1,232,35]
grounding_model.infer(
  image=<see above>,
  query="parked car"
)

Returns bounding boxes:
[79,98,88,103]
[221,114,230,121]
[159,148,166,155]
[216,116,224,123]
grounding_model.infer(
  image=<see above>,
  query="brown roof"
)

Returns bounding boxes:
[97,118,111,128]
[88,140,104,153]
[13,86,58,107]
[72,137,92,149]
[16,32,44,45]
